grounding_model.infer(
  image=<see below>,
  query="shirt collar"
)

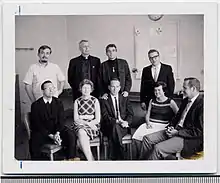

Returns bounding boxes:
[38,61,50,67]
[152,63,161,69]
[188,93,199,103]
[110,93,119,100]
[43,97,53,104]
[81,54,90,60]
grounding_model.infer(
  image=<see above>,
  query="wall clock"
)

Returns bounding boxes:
[148,15,164,21]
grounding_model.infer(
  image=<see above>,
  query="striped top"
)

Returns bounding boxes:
[149,98,174,124]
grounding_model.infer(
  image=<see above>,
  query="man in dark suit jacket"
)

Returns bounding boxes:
[68,40,101,101]
[140,49,175,110]
[30,80,78,160]
[139,77,203,160]
[100,78,134,160]
[100,44,132,100]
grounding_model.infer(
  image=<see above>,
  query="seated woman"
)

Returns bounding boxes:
[73,79,101,161]
[132,81,179,159]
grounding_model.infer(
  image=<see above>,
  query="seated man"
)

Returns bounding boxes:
[30,80,78,160]
[139,77,203,160]
[100,78,134,160]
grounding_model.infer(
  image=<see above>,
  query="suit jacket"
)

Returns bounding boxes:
[100,93,134,136]
[99,58,132,96]
[68,55,101,101]
[140,63,175,105]
[30,97,65,137]
[170,94,204,157]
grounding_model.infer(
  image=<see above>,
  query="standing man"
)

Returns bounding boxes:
[139,78,203,160]
[23,45,65,103]
[100,44,132,100]
[100,78,133,160]
[68,40,101,102]
[140,49,175,110]
[30,80,78,160]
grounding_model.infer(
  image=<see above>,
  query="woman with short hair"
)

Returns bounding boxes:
[73,79,101,161]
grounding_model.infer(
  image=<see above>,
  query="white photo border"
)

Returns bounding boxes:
[2,2,218,174]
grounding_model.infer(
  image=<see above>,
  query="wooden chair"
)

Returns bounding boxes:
[23,112,62,161]
[103,134,133,160]
[90,137,101,160]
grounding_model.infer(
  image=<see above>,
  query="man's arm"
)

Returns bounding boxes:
[31,102,49,136]
[167,65,175,97]
[140,68,146,103]
[123,60,132,93]
[58,81,65,96]
[57,99,65,132]
[124,98,134,125]
[67,59,74,88]
[24,83,35,103]
[100,99,117,125]
[177,103,203,139]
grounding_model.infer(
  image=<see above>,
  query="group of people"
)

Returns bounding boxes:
[23,40,203,161]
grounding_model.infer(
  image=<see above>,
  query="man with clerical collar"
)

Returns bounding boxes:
[30,80,79,160]
[68,40,101,102]
[139,77,203,160]
[100,78,133,160]
[23,45,65,103]
[99,44,132,100]
[140,49,175,110]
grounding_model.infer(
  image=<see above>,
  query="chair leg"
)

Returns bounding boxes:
[49,152,54,161]
[104,144,107,160]
[129,144,132,160]
[97,146,100,160]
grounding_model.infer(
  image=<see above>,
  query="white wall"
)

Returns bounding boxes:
[15,15,204,113]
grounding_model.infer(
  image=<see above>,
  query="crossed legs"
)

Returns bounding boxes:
[139,130,184,160]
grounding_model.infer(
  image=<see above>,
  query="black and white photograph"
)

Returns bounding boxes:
[2,3,218,174]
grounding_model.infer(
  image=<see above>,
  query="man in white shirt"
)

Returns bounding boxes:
[100,78,133,160]
[139,77,203,160]
[140,49,175,110]
[23,45,65,103]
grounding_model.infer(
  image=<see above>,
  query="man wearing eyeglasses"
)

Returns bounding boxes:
[30,80,79,160]
[140,49,175,110]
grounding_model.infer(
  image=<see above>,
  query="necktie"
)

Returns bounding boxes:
[177,99,192,128]
[153,67,157,82]
[46,102,51,115]
[114,97,119,119]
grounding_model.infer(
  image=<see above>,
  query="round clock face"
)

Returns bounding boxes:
[148,15,163,21]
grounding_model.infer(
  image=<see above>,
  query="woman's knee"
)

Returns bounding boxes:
[77,129,88,138]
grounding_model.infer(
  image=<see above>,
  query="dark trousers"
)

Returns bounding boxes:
[108,124,129,160]
[30,127,77,160]
[139,130,184,160]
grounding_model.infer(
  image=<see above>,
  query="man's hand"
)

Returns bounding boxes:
[54,132,62,145]
[166,127,178,138]
[101,93,108,100]
[146,123,152,129]
[141,102,146,111]
[120,120,129,128]
[122,91,129,97]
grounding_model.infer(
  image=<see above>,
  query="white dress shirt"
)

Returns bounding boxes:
[178,93,199,127]
[151,63,161,82]
[43,97,53,104]
[23,62,65,100]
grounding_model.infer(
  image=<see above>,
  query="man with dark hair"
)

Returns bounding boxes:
[139,77,203,160]
[68,40,101,102]
[100,44,132,100]
[24,45,65,103]
[30,80,78,160]
[100,78,133,160]
[140,49,175,110]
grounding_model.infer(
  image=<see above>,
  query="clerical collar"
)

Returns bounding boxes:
[43,97,53,104]
[81,55,90,60]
